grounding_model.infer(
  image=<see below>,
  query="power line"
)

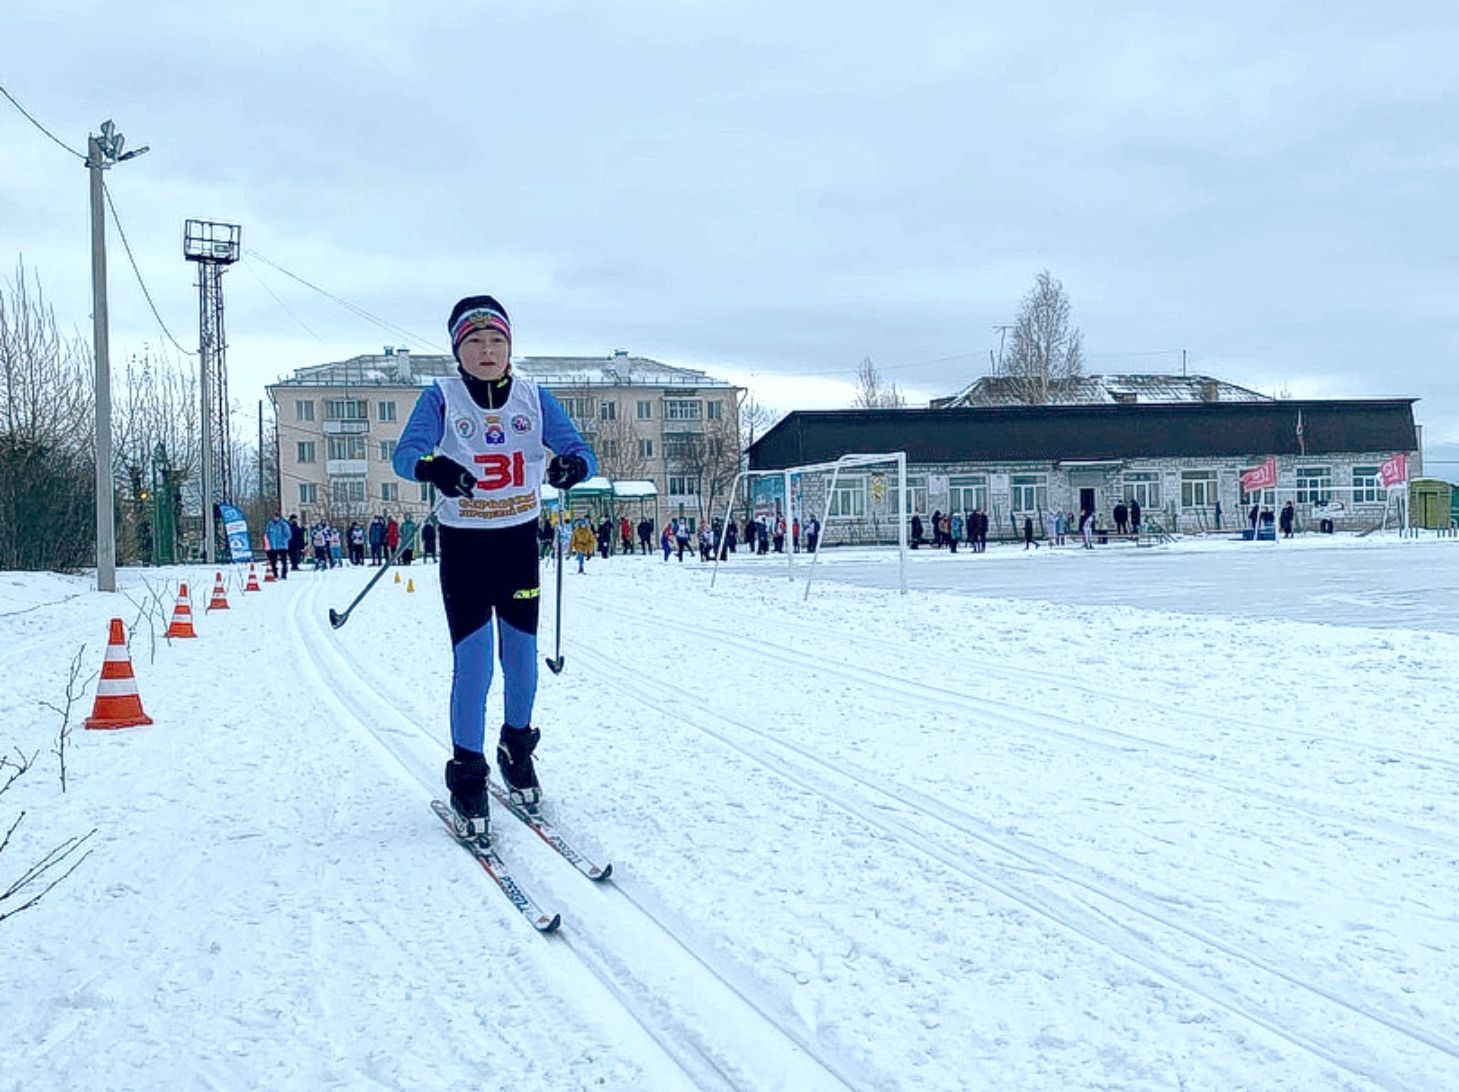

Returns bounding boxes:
[244,248,447,352]
[102,181,196,357]
[241,259,326,343]
[778,349,990,379]
[0,82,85,159]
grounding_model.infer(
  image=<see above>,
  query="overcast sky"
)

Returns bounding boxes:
[4,1,1457,447]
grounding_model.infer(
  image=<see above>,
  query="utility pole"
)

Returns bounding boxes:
[1182,348,1188,378]
[86,120,149,592]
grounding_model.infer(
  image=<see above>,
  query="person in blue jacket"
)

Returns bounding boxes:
[264,512,292,580]
[393,295,595,839]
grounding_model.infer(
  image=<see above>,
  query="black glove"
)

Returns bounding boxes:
[546,453,589,490]
[414,455,476,498]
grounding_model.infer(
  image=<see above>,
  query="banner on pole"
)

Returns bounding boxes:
[1240,458,1277,493]
[1379,452,1408,487]
[218,503,254,562]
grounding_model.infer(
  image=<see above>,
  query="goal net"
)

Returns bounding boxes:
[711,452,909,597]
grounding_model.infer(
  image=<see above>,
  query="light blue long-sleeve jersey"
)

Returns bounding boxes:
[391,380,597,483]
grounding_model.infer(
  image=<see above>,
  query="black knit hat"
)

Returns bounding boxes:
[447,295,511,360]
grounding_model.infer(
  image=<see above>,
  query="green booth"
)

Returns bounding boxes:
[1409,478,1453,530]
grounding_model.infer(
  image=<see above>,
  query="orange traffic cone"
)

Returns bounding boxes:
[208,572,230,611]
[164,583,198,639]
[263,561,277,584]
[244,563,262,592]
[406,578,415,593]
[85,619,154,730]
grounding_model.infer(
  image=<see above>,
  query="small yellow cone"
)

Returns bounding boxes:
[406,578,415,594]
[394,571,401,584]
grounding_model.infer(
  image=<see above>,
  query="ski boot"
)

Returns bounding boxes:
[445,747,490,841]
[497,725,542,811]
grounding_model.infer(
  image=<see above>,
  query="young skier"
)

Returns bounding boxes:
[393,295,595,839]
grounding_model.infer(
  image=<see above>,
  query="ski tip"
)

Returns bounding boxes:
[536,913,563,933]
[328,608,343,628]
[592,862,614,882]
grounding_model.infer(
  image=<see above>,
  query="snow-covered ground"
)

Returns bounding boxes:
[3,532,1458,1091]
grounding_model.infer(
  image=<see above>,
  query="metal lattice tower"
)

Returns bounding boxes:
[183,219,241,562]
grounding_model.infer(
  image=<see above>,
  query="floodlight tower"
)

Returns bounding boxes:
[183,219,241,564]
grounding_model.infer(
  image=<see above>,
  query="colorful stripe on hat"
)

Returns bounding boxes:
[451,307,511,351]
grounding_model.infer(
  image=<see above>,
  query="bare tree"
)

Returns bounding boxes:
[738,392,781,456]
[0,747,96,926]
[0,261,96,570]
[851,356,906,408]
[593,411,650,482]
[667,418,741,524]
[40,646,93,793]
[997,269,1084,404]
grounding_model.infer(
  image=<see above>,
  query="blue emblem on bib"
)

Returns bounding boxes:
[454,417,476,440]
[484,416,506,445]
[511,414,531,433]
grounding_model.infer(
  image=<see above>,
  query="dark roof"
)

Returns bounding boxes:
[749,400,1418,469]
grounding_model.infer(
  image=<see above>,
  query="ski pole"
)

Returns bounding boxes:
[329,496,448,629]
[544,493,567,673]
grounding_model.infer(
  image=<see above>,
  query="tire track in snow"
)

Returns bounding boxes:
[567,639,1459,1092]
[287,578,858,1092]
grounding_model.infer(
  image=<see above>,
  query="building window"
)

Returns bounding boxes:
[1181,471,1218,508]
[418,482,431,502]
[325,398,368,421]
[1010,474,1047,514]
[381,482,399,502]
[638,438,654,458]
[296,399,315,422]
[667,474,696,495]
[1297,466,1333,504]
[298,482,318,504]
[664,435,698,461]
[332,479,366,503]
[895,475,928,516]
[559,397,594,421]
[1352,466,1381,504]
[379,440,397,461]
[600,440,619,460]
[665,399,702,421]
[707,401,723,420]
[637,400,653,420]
[828,476,867,519]
[377,401,396,423]
[947,475,987,514]
[1123,472,1160,509]
[600,400,617,421]
[328,435,366,460]
[296,441,316,464]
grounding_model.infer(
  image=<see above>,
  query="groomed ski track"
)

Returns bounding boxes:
[289,577,860,1092]
[568,622,1455,1090]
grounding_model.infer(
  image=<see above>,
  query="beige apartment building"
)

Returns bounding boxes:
[267,348,743,526]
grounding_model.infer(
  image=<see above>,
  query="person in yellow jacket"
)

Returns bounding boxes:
[570,518,597,573]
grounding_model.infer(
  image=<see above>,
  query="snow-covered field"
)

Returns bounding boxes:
[3,533,1458,1091]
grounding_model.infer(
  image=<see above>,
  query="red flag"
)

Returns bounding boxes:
[1379,453,1408,487]
[1241,458,1277,492]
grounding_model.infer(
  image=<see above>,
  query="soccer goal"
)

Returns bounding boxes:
[711,452,909,597]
